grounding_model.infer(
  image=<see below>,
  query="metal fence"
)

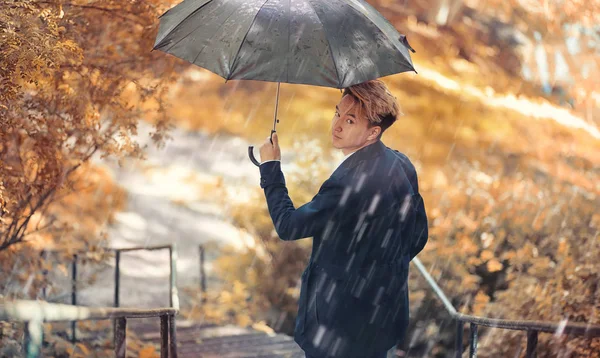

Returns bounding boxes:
[39,244,179,343]
[13,242,600,357]
[113,244,179,310]
[0,300,178,358]
[2,244,180,357]
[411,257,600,357]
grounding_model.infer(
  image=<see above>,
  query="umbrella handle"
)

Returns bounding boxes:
[248,146,261,167]
[248,130,277,167]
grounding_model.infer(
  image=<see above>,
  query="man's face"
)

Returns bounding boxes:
[331,95,380,155]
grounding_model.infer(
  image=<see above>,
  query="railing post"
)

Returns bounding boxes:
[169,314,178,358]
[199,245,206,303]
[71,254,77,344]
[160,315,169,358]
[41,250,48,300]
[169,245,179,310]
[455,319,463,358]
[114,317,127,358]
[469,323,478,358]
[526,330,538,358]
[169,246,173,308]
[24,320,43,358]
[114,250,121,308]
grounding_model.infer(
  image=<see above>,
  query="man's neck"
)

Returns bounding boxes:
[341,148,357,156]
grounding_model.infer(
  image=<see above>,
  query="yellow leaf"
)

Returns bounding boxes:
[139,345,158,358]
[76,343,90,355]
[487,259,503,273]
[480,250,494,261]
[474,290,490,303]
[252,321,274,335]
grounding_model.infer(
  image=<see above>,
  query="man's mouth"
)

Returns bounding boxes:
[333,134,341,139]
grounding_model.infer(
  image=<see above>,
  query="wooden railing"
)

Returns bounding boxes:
[2,244,181,357]
[411,257,600,357]
[0,300,178,357]
[113,244,179,309]
[40,244,179,343]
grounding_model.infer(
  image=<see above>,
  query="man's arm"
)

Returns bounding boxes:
[409,191,428,260]
[259,161,344,241]
[393,150,428,260]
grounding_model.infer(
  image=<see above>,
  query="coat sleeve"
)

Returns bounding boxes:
[409,191,428,260]
[392,150,428,260]
[259,161,344,241]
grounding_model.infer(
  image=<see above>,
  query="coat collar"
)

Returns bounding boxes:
[331,140,386,180]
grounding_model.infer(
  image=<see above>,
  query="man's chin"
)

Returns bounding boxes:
[332,137,342,149]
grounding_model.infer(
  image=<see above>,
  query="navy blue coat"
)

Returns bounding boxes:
[259,140,428,358]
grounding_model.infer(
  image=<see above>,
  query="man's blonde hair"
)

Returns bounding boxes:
[342,80,401,138]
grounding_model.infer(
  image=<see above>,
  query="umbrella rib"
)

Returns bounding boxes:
[227,0,272,80]
[163,6,223,54]
[286,0,291,83]
[191,3,245,66]
[304,0,341,89]
[162,0,242,64]
[155,0,216,50]
[343,0,414,70]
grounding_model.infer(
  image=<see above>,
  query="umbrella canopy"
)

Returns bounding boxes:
[153,0,416,89]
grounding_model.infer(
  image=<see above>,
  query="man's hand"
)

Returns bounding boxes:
[259,132,281,163]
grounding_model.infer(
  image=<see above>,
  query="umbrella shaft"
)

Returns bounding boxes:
[273,82,280,132]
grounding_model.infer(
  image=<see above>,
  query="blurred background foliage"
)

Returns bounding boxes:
[1,0,599,357]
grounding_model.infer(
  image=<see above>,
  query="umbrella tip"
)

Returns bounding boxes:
[399,35,416,53]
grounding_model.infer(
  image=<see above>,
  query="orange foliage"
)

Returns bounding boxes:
[0,163,124,299]
[1,0,178,355]
[0,0,178,251]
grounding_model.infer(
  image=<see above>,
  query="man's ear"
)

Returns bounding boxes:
[368,126,381,140]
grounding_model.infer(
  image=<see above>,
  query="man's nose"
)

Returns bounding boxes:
[333,118,342,131]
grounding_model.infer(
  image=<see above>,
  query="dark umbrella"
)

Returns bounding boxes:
[153,0,417,166]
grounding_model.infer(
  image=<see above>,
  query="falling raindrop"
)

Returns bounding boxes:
[555,318,568,337]
[313,324,327,346]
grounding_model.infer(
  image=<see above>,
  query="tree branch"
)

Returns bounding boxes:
[37,1,149,26]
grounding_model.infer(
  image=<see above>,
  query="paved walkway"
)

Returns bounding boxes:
[131,318,305,358]
[48,124,263,309]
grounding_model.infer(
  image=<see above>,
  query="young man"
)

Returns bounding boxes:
[258,80,428,358]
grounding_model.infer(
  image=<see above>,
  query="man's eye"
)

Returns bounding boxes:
[346,119,353,124]
[335,112,339,117]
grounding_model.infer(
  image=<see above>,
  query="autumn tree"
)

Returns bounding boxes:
[0,1,183,355]
[0,0,180,253]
